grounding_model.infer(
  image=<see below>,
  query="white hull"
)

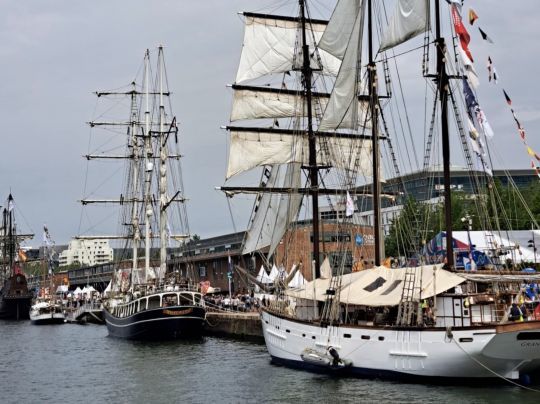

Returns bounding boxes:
[261,310,540,380]
[30,302,65,325]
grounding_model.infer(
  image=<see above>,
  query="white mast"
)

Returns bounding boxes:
[143,49,152,280]
[158,46,168,276]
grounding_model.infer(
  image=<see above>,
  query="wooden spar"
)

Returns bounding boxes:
[368,0,382,266]
[435,0,454,268]
[300,0,320,277]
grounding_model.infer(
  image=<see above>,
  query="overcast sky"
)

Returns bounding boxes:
[1,0,538,246]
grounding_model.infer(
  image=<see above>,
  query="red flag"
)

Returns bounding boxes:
[503,89,512,106]
[468,8,478,25]
[451,5,474,62]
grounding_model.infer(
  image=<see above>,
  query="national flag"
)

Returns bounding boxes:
[345,191,355,217]
[503,89,512,106]
[463,79,494,138]
[478,27,494,43]
[451,4,474,62]
[468,8,478,25]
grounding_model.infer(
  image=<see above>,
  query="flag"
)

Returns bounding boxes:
[478,27,494,43]
[468,8,478,25]
[503,89,512,106]
[463,79,494,138]
[459,47,479,88]
[451,4,474,62]
[346,191,354,217]
[487,56,498,83]
[518,126,526,141]
[18,249,27,262]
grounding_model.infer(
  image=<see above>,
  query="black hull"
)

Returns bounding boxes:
[0,297,32,320]
[104,305,206,340]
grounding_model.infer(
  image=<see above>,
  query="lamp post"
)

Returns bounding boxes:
[528,228,537,268]
[461,214,474,270]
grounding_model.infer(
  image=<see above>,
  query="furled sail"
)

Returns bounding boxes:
[379,0,429,52]
[242,163,302,257]
[318,1,365,131]
[226,128,373,179]
[235,13,341,83]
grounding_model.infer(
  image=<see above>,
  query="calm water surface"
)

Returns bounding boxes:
[1,321,539,403]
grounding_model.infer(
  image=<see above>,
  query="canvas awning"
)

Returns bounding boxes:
[285,264,465,306]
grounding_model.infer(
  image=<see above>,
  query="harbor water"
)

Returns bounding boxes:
[1,321,539,403]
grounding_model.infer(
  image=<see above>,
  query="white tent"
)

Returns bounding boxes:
[268,264,280,281]
[56,285,68,294]
[452,230,540,264]
[73,287,82,296]
[288,270,306,288]
[81,285,96,296]
[286,264,464,307]
[256,266,273,284]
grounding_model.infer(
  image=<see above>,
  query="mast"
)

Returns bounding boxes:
[368,0,382,266]
[130,81,140,272]
[158,45,168,276]
[143,50,152,278]
[8,195,14,273]
[435,0,453,267]
[299,0,321,277]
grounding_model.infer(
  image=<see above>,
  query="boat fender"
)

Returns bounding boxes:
[446,326,453,340]
[328,347,340,366]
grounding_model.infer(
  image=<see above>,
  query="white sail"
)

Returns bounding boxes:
[226,129,373,179]
[318,4,365,131]
[235,14,341,83]
[379,0,429,52]
[231,86,371,125]
[318,0,362,60]
[242,163,302,257]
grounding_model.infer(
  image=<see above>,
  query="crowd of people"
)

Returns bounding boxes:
[204,292,263,312]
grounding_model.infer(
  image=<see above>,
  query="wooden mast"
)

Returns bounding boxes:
[299,0,321,277]
[368,0,382,266]
[435,0,454,268]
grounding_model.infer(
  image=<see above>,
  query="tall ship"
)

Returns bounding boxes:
[221,0,540,381]
[0,194,33,320]
[30,225,65,325]
[82,46,206,339]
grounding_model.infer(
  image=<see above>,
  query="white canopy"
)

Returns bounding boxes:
[286,264,464,307]
[73,287,82,295]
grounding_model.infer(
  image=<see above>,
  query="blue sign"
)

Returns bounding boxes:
[227,272,232,279]
[355,234,364,246]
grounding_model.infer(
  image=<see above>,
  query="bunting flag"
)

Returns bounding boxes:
[468,8,479,25]
[478,27,494,43]
[487,57,498,84]
[503,89,512,105]
[502,89,540,173]
[451,4,474,62]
